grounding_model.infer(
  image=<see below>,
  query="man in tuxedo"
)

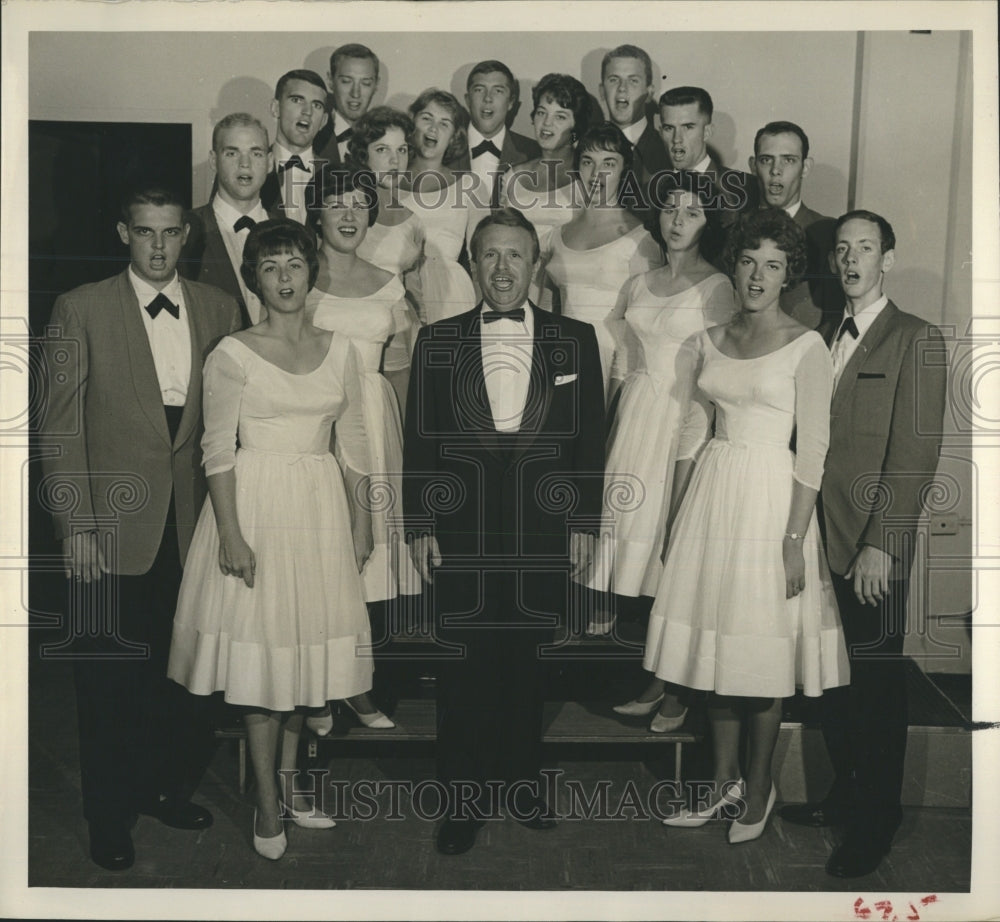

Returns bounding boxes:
[599,44,670,184]
[780,211,947,878]
[403,208,605,855]
[41,186,242,870]
[657,85,756,221]
[180,113,278,326]
[314,43,380,166]
[261,69,329,223]
[749,121,839,329]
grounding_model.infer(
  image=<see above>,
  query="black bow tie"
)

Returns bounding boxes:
[482,308,525,324]
[336,127,352,143]
[233,215,256,234]
[836,315,860,341]
[278,155,307,173]
[146,293,179,320]
[471,138,502,159]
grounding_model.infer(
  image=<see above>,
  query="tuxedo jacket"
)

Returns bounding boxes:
[41,270,242,574]
[447,128,541,175]
[260,149,328,218]
[179,200,280,328]
[779,203,839,330]
[819,301,947,579]
[631,120,671,185]
[402,304,606,627]
[313,123,345,171]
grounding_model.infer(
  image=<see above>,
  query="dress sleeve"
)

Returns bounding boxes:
[608,274,645,380]
[381,291,420,373]
[791,335,833,490]
[201,340,246,477]
[702,275,737,327]
[332,335,371,477]
[675,332,714,461]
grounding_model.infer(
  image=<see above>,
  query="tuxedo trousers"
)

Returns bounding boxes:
[820,574,910,842]
[72,406,216,831]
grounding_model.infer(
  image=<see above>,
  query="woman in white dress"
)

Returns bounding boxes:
[345,106,424,410]
[648,209,848,842]
[399,89,476,324]
[499,73,590,306]
[168,220,373,858]
[588,172,734,641]
[543,123,663,403]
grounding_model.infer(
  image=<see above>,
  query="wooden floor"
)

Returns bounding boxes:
[27,660,972,894]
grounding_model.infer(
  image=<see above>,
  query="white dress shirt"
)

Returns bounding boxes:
[784,199,803,219]
[212,195,269,323]
[469,124,505,205]
[620,118,647,147]
[831,294,889,391]
[332,112,352,162]
[692,152,712,174]
[129,267,191,406]
[272,141,315,225]
[480,302,533,433]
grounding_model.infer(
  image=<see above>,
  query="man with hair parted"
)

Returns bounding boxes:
[403,207,605,855]
[780,210,948,879]
[315,43,380,167]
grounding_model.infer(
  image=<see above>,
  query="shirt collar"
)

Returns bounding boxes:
[692,152,712,173]
[213,194,268,226]
[842,294,889,329]
[128,266,183,309]
[333,111,352,139]
[784,199,803,219]
[469,124,507,150]
[620,118,647,146]
[480,301,532,332]
[273,140,314,171]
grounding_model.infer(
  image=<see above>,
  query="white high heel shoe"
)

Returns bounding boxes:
[253,808,287,860]
[728,783,776,844]
[612,693,665,717]
[650,706,689,733]
[305,706,333,737]
[662,779,745,827]
[281,799,337,829]
[343,697,395,729]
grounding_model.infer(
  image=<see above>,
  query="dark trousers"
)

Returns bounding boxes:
[435,626,549,818]
[821,574,910,843]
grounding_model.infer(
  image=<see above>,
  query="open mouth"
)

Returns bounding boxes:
[746,284,765,298]
[768,183,784,195]
[490,274,514,292]
[295,119,312,133]
[843,270,861,284]
[278,286,296,298]
[236,173,254,185]
[338,225,359,237]
[671,148,686,162]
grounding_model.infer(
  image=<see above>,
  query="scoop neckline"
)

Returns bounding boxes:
[227,333,335,376]
[641,270,727,300]
[308,274,401,302]
[558,221,645,253]
[705,328,818,361]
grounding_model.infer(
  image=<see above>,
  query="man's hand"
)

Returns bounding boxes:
[846,545,894,606]
[570,531,594,579]
[408,535,441,584]
[62,532,106,583]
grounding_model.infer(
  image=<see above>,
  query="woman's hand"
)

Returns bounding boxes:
[219,532,256,588]
[782,535,805,599]
[352,513,373,572]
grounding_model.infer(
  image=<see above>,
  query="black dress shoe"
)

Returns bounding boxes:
[826,833,891,878]
[89,824,135,871]
[436,818,483,855]
[138,798,214,830]
[779,799,851,828]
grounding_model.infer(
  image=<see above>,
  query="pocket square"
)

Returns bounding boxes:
[554,373,578,385]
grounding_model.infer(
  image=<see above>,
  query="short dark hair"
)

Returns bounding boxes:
[753,120,810,160]
[600,44,653,86]
[724,207,808,289]
[329,43,380,81]
[531,73,591,140]
[119,185,186,224]
[648,170,727,262]
[834,209,896,253]
[408,89,469,163]
[240,218,320,299]
[274,69,329,106]
[346,106,414,171]
[574,122,635,173]
[467,60,517,97]
[310,167,380,231]
[659,86,714,120]
[469,207,540,264]
[211,112,269,153]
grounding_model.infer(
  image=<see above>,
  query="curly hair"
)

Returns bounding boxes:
[240,219,320,299]
[408,89,469,164]
[345,106,414,171]
[531,73,591,140]
[648,170,727,262]
[573,121,634,173]
[308,167,380,234]
[724,207,808,289]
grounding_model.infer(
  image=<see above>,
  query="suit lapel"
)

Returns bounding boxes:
[175,277,209,448]
[831,302,899,412]
[451,308,507,466]
[508,304,554,464]
[117,272,172,447]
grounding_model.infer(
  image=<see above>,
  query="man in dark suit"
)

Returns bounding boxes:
[261,69,329,223]
[403,208,605,855]
[749,121,839,329]
[780,211,947,878]
[180,113,278,326]
[314,43,380,167]
[599,44,670,186]
[657,86,756,221]
[448,60,540,201]
[41,186,242,870]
